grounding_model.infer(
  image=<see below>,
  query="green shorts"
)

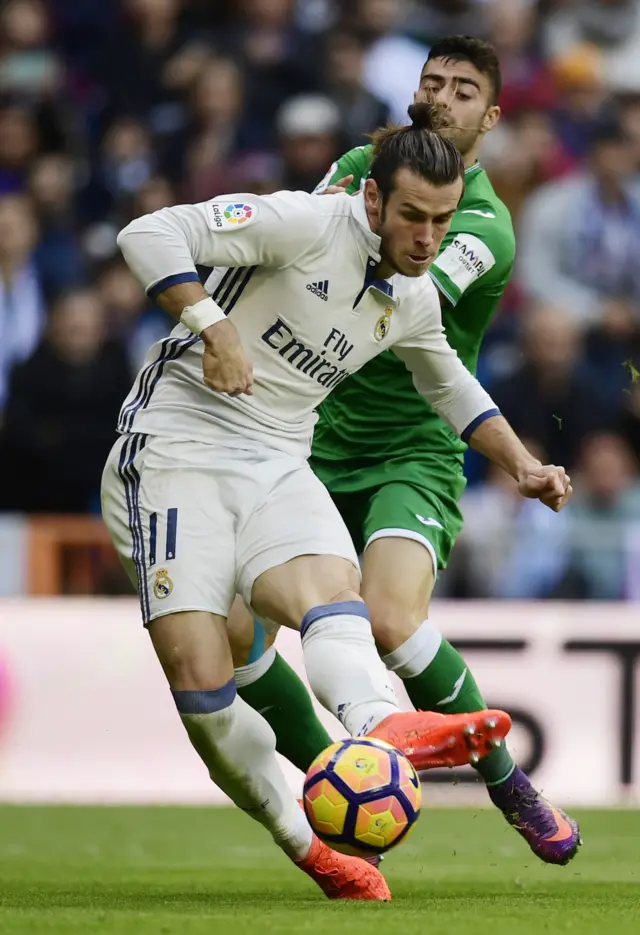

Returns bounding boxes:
[309,454,466,575]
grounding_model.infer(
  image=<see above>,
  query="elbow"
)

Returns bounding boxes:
[116,216,144,256]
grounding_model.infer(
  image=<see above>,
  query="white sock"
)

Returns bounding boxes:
[382,620,442,679]
[234,644,277,688]
[173,682,312,860]
[301,601,400,736]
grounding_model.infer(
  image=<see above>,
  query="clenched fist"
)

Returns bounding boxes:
[517,464,572,512]
[201,319,253,397]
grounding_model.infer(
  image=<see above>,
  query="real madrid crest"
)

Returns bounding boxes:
[374,307,393,342]
[153,568,173,599]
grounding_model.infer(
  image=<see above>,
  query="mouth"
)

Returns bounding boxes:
[408,254,431,265]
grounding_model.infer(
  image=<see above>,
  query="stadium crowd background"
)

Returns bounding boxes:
[1,0,640,601]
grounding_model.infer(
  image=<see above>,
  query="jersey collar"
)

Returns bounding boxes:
[349,191,382,260]
[349,193,395,306]
[465,161,483,179]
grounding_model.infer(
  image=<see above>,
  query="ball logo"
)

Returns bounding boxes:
[223,203,254,225]
[153,569,173,599]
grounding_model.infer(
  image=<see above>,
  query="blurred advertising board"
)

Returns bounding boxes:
[0,599,638,805]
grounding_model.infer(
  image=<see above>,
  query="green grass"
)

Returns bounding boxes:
[1,806,639,934]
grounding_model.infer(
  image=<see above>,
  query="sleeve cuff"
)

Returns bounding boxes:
[461,407,501,444]
[147,271,200,300]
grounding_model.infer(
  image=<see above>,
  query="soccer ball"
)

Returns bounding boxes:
[303,737,422,857]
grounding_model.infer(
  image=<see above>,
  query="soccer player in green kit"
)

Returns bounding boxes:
[234,36,580,865]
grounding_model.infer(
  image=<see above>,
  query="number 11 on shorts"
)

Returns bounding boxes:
[149,508,178,566]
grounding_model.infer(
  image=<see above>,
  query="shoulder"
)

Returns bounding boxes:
[205,190,336,239]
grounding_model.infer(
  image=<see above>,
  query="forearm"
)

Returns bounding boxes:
[154,282,209,322]
[467,414,541,479]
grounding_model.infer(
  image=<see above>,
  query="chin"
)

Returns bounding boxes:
[398,262,429,278]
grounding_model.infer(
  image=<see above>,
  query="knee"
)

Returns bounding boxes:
[162,648,220,691]
[365,594,425,654]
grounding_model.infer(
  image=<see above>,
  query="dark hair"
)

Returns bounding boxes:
[427,35,502,105]
[369,101,464,200]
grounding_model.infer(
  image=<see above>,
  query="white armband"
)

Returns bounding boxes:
[180,296,226,336]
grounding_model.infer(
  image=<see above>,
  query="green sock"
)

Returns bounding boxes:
[237,651,333,773]
[402,638,516,786]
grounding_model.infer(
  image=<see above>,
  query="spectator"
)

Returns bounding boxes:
[323,30,390,150]
[543,0,640,94]
[225,0,322,148]
[276,93,341,191]
[98,0,201,138]
[80,116,156,258]
[517,118,640,327]
[0,0,63,99]
[619,93,640,172]
[549,43,609,159]
[180,57,249,201]
[0,105,39,194]
[348,0,429,124]
[485,0,557,118]
[409,0,490,45]
[487,108,576,222]
[0,192,45,411]
[562,432,640,599]
[97,257,171,372]
[29,153,85,301]
[491,303,610,470]
[0,288,132,513]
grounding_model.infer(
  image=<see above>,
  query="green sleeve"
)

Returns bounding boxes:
[428,214,514,307]
[313,145,373,196]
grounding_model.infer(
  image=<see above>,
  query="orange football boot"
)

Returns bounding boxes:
[293,834,391,900]
[367,709,512,771]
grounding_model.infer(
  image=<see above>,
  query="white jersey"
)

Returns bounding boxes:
[116,190,498,457]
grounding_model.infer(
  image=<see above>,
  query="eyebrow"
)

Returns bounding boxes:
[401,203,457,218]
[421,73,481,93]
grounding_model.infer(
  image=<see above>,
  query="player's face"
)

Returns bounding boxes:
[417,57,499,157]
[368,168,463,278]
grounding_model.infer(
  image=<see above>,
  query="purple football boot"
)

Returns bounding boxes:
[488,767,582,865]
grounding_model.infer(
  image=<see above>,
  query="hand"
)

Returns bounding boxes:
[517,463,572,512]
[319,174,354,195]
[201,319,253,397]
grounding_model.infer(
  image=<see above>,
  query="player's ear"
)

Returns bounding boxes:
[481,105,500,135]
[364,178,383,230]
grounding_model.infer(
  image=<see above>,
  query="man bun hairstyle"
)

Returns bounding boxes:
[427,35,502,105]
[369,101,464,201]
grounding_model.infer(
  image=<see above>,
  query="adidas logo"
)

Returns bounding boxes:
[306,279,329,301]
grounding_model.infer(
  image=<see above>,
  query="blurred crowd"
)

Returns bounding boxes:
[1,0,640,599]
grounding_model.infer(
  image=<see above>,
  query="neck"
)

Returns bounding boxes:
[375,257,395,279]
[462,142,481,169]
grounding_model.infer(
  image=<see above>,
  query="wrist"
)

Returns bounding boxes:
[180,296,226,337]
[515,457,543,481]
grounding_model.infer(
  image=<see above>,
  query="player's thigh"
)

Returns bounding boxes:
[149,610,234,690]
[361,480,455,650]
[101,434,237,625]
[310,455,381,555]
[239,462,361,629]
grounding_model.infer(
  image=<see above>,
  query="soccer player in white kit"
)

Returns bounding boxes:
[102,104,570,900]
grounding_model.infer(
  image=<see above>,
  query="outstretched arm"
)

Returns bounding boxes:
[393,309,571,512]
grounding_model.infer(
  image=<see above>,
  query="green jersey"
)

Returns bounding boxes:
[312,145,515,465]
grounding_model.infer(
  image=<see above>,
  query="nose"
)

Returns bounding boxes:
[415,221,434,249]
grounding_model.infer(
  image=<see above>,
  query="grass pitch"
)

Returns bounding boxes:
[1,806,639,934]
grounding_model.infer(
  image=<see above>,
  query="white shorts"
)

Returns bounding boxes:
[101,433,359,624]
